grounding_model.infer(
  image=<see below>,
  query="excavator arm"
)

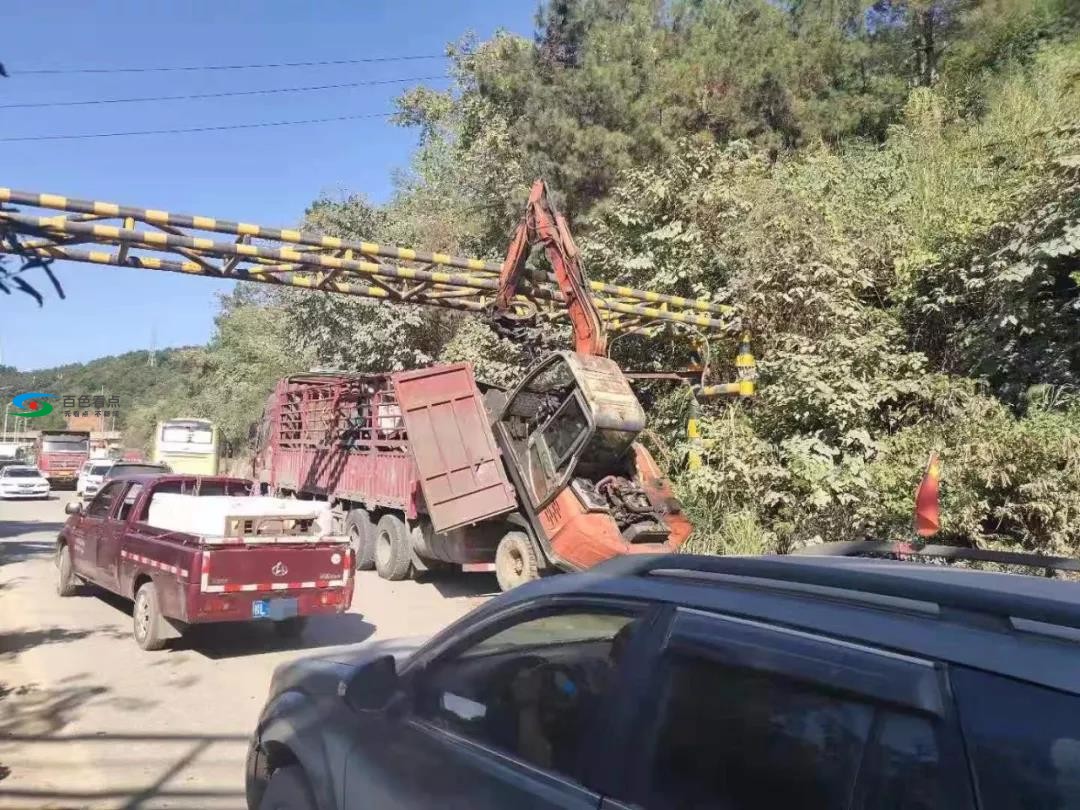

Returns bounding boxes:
[495,180,606,356]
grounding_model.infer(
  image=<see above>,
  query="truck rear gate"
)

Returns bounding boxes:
[190,544,352,623]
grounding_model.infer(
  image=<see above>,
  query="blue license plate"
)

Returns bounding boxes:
[252,598,298,620]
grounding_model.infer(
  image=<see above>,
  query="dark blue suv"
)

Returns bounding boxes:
[247,544,1080,809]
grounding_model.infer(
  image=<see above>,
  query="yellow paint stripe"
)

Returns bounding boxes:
[280,228,301,242]
[236,244,258,256]
[237,222,260,236]
[144,209,169,224]
[398,247,416,260]
[95,225,121,239]
[279,249,303,262]
[40,193,68,208]
[293,276,312,287]
[736,353,755,367]
[88,250,112,263]
[0,189,10,202]
[360,241,379,254]
[467,259,487,270]
[192,216,217,229]
[93,201,120,216]
[143,232,168,245]
[432,252,451,264]
[192,237,215,250]
[323,236,342,248]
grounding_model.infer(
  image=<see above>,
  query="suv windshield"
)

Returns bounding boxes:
[90,464,113,476]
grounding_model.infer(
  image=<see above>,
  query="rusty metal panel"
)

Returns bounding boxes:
[392,363,516,533]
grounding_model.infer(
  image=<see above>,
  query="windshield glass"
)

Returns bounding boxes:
[540,395,589,467]
[42,436,89,453]
[108,464,169,477]
[160,421,213,444]
[4,468,42,478]
[90,464,113,476]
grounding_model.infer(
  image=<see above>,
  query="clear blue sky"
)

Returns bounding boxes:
[1,0,534,371]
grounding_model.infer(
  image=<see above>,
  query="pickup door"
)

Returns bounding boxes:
[71,479,126,582]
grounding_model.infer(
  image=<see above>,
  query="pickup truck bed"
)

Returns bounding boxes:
[57,474,354,650]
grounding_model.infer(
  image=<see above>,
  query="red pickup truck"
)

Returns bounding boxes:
[57,474,354,650]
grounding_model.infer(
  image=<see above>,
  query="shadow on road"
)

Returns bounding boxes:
[0,730,247,809]
[426,571,500,599]
[0,625,128,663]
[174,613,377,660]
[0,533,58,567]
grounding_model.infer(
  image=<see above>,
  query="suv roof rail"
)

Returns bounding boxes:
[794,540,1080,574]
[590,549,1080,630]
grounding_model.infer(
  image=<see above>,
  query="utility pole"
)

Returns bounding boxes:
[148,325,157,368]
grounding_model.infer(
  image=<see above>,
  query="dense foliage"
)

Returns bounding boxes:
[15,0,1078,557]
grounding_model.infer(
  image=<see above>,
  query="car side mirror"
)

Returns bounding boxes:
[64,501,84,516]
[343,655,401,714]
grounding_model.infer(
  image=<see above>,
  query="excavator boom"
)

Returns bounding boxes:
[495,180,606,356]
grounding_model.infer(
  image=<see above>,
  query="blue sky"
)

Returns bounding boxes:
[1,0,534,371]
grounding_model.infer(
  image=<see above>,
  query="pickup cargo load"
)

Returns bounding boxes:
[57,474,354,650]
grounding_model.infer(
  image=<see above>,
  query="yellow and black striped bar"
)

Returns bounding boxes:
[0,210,736,332]
[0,186,733,317]
[0,244,492,315]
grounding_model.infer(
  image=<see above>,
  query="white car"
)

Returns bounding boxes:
[75,459,100,496]
[0,465,51,499]
[81,460,115,501]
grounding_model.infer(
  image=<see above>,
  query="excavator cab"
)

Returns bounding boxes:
[494,351,691,572]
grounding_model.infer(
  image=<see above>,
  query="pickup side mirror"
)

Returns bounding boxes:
[343,655,400,714]
[64,501,83,516]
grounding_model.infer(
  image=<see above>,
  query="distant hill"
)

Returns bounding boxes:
[0,348,200,434]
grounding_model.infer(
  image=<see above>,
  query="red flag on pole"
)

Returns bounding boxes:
[914,452,941,537]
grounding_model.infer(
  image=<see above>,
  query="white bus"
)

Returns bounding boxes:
[153,418,219,475]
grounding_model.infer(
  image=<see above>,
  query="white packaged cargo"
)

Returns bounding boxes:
[147,493,333,540]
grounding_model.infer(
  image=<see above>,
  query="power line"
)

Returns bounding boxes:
[0,112,394,142]
[0,75,450,109]
[13,54,449,76]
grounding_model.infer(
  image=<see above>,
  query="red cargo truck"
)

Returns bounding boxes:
[35,430,90,488]
[57,474,353,650]
[253,353,691,592]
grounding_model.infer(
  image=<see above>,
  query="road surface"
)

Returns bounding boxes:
[0,492,496,809]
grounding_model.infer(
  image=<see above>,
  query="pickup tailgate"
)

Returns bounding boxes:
[201,543,350,593]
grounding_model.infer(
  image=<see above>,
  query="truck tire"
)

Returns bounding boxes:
[56,544,79,597]
[495,532,540,592]
[346,509,376,571]
[259,765,317,810]
[375,513,413,581]
[133,581,167,651]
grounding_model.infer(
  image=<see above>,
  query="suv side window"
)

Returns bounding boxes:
[412,609,641,781]
[647,654,874,809]
[87,480,125,518]
[856,711,948,809]
[953,667,1080,809]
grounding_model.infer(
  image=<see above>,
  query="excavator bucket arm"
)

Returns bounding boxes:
[495,180,607,356]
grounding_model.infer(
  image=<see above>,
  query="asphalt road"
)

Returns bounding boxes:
[0,492,497,809]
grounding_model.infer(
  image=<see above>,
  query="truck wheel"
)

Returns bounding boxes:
[495,532,540,592]
[56,544,79,597]
[259,765,317,810]
[133,581,167,651]
[375,514,413,581]
[346,509,376,571]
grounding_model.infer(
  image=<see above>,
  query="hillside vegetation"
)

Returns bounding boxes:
[16,0,1080,556]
